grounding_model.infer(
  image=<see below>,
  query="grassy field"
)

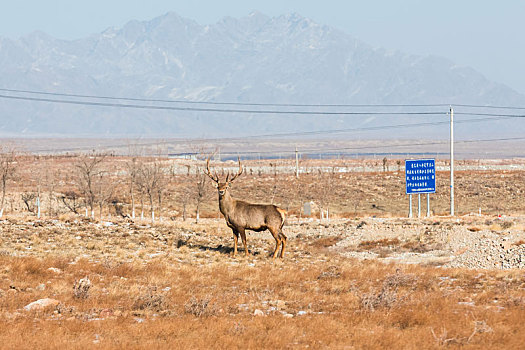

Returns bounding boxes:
[0,217,524,349]
[0,155,525,348]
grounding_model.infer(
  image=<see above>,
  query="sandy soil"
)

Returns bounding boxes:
[2,215,524,270]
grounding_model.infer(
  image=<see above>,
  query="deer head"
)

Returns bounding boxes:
[205,157,243,198]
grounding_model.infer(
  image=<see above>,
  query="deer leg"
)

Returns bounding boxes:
[279,232,287,258]
[269,228,281,259]
[238,228,249,256]
[232,229,239,256]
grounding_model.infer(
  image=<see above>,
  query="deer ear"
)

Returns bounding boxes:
[214,182,219,188]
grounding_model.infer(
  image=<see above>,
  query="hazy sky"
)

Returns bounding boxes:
[1,0,524,95]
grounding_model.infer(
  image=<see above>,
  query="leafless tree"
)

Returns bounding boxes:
[95,172,117,219]
[0,145,17,218]
[28,155,43,218]
[317,168,335,221]
[156,167,169,222]
[174,168,193,221]
[75,152,107,218]
[135,166,146,220]
[138,158,164,223]
[128,157,142,219]
[61,190,82,214]
[195,167,209,223]
[126,143,144,219]
[45,168,57,217]
[21,192,36,213]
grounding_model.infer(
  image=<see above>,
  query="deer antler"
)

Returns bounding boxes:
[228,157,243,183]
[205,157,220,183]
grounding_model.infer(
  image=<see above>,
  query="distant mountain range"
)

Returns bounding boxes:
[0,11,524,139]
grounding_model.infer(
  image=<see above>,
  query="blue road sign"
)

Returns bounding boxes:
[405,159,436,194]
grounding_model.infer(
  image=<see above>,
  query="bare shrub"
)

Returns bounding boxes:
[21,192,37,213]
[431,320,493,346]
[230,321,246,335]
[360,284,398,311]
[383,271,419,289]
[317,266,341,279]
[184,296,218,317]
[360,271,417,311]
[73,276,91,299]
[133,286,169,312]
[60,190,82,214]
[501,221,513,229]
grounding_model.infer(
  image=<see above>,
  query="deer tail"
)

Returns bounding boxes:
[276,207,287,229]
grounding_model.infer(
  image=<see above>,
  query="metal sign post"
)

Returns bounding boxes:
[409,194,413,218]
[418,194,421,218]
[405,159,436,218]
[427,193,430,217]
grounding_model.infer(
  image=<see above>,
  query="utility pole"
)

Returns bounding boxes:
[295,146,299,179]
[450,106,454,216]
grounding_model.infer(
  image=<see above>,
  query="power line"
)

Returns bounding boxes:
[4,87,525,110]
[455,112,525,118]
[0,87,451,108]
[29,116,511,153]
[171,136,525,157]
[180,115,515,141]
[0,93,447,116]
[452,103,525,110]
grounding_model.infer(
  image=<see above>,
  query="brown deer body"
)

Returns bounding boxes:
[206,158,287,259]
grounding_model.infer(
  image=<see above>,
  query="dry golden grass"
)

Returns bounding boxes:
[1,258,525,349]
[0,218,525,349]
[358,237,401,250]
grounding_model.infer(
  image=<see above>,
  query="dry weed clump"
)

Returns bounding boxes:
[431,320,494,347]
[132,286,169,312]
[73,276,91,299]
[358,238,400,250]
[317,266,341,279]
[184,296,219,317]
[501,221,513,229]
[359,270,419,311]
[360,284,399,311]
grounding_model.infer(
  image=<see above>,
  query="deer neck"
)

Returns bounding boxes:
[218,191,235,216]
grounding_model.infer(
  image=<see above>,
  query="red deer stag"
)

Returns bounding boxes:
[205,157,287,259]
